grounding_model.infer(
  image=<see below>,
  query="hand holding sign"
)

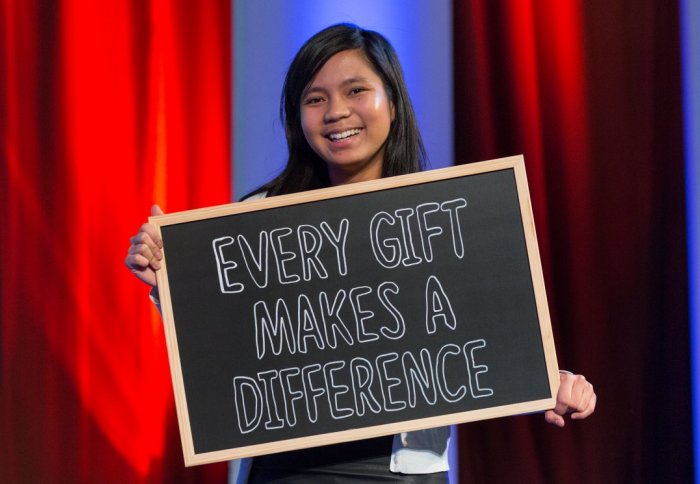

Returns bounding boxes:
[544,372,597,427]
[125,204,165,288]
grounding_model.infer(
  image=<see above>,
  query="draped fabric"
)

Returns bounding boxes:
[454,1,691,482]
[1,0,230,482]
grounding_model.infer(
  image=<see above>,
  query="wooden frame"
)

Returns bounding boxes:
[151,155,560,466]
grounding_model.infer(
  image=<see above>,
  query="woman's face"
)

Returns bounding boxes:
[300,49,394,186]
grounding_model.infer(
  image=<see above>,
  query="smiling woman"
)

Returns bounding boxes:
[231,28,453,480]
[125,22,596,484]
[243,23,427,198]
[300,50,395,185]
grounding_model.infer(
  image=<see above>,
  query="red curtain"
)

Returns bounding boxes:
[1,0,230,482]
[454,1,691,482]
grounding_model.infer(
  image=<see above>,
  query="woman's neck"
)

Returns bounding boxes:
[327,161,383,186]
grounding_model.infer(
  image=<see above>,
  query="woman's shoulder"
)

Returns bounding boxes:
[242,191,267,201]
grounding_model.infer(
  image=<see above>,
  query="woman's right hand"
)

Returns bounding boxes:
[125,204,165,287]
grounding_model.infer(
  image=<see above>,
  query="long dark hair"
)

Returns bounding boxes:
[247,23,427,198]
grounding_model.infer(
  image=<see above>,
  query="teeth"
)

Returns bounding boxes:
[329,129,361,140]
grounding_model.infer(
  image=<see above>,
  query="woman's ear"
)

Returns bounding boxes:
[390,101,396,122]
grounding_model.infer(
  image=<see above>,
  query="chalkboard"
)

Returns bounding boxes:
[152,155,560,467]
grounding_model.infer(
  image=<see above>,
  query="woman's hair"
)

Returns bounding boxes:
[247,23,427,198]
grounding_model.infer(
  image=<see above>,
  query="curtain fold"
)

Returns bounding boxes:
[1,1,230,482]
[454,1,691,482]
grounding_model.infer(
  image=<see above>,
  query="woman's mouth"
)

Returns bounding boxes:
[327,128,362,142]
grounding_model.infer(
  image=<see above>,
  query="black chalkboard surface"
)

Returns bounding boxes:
[152,155,559,466]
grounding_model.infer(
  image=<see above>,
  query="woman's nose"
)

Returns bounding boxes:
[324,96,351,123]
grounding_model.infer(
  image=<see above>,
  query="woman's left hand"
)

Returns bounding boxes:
[544,372,596,427]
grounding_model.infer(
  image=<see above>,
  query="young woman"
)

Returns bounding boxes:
[126,23,596,483]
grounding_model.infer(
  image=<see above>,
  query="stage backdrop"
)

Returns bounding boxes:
[453,1,692,483]
[1,0,231,481]
[0,0,694,483]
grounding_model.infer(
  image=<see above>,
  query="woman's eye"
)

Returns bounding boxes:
[349,87,367,96]
[304,97,324,105]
